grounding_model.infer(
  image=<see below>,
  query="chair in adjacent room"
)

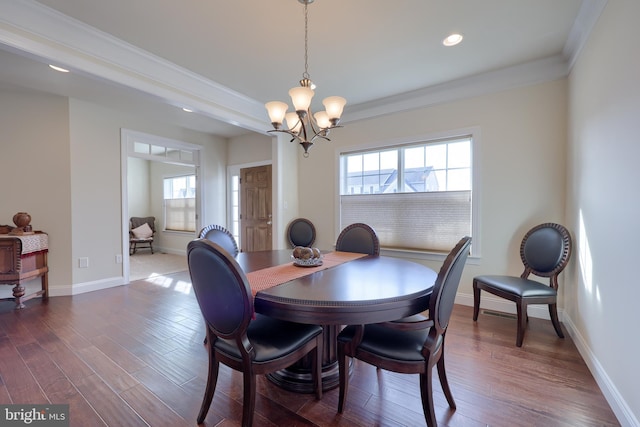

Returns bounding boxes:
[129,216,156,255]
[187,239,323,427]
[337,237,471,427]
[335,223,380,255]
[286,218,316,248]
[198,224,239,257]
[473,222,572,347]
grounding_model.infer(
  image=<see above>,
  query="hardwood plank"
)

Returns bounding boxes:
[75,345,140,393]
[89,334,148,375]
[120,383,191,427]
[0,336,47,404]
[16,342,108,427]
[0,272,620,426]
[73,374,148,427]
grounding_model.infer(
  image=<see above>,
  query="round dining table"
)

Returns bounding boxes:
[236,250,437,392]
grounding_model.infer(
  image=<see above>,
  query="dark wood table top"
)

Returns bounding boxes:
[237,250,437,325]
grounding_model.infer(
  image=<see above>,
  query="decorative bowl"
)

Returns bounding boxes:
[292,255,323,267]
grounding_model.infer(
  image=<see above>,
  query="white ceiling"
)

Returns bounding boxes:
[0,0,605,138]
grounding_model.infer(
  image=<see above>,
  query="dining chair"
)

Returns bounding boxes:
[197,224,241,344]
[129,216,155,255]
[198,224,239,256]
[286,217,316,248]
[336,236,471,427]
[335,223,380,255]
[473,222,572,347]
[187,239,323,427]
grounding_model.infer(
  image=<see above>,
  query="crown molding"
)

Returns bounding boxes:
[0,0,607,133]
[343,55,570,124]
[0,0,269,133]
[563,0,608,70]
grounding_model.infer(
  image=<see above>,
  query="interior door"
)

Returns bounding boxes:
[240,165,272,252]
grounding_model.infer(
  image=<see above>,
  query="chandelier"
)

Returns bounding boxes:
[265,0,346,157]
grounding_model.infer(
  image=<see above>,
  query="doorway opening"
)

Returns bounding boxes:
[227,161,272,252]
[121,129,202,283]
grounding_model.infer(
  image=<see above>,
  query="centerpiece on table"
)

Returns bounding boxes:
[291,246,323,267]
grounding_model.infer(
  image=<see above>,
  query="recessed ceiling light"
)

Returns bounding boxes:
[443,33,463,47]
[182,107,193,113]
[48,64,70,73]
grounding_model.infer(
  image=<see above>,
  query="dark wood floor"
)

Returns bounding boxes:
[0,271,619,427]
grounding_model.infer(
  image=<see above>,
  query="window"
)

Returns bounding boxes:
[164,175,196,232]
[230,175,240,244]
[340,136,473,254]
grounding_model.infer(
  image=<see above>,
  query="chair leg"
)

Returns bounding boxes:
[472,281,481,321]
[548,303,565,339]
[337,346,349,413]
[419,369,438,427]
[242,372,257,427]
[197,351,219,424]
[436,352,456,409]
[516,300,527,347]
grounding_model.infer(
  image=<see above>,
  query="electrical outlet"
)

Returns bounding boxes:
[116,254,123,264]
[79,257,89,268]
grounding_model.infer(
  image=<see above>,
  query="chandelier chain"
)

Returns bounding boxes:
[303,1,310,80]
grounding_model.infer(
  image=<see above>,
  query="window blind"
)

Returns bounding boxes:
[340,191,471,252]
[165,198,196,232]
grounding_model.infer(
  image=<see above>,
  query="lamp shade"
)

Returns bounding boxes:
[314,111,330,129]
[323,96,346,120]
[265,101,288,125]
[285,112,302,134]
[289,86,314,112]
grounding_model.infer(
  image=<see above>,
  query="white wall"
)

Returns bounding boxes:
[127,157,151,217]
[567,1,640,425]
[0,93,229,295]
[297,80,568,301]
[0,89,73,293]
[228,132,271,165]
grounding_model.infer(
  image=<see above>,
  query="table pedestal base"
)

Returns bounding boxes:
[266,325,352,393]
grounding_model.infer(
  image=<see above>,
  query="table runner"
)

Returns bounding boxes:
[247,251,367,296]
[0,233,48,255]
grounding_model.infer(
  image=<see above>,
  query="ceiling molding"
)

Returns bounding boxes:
[344,55,570,124]
[0,0,269,133]
[563,0,608,70]
[0,0,607,134]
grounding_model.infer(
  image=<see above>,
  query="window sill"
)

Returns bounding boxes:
[380,247,480,265]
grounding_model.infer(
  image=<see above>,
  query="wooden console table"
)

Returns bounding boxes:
[0,232,49,309]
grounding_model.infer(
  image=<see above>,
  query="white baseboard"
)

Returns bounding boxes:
[455,292,556,320]
[48,276,124,297]
[155,247,187,256]
[456,292,637,427]
[562,315,638,427]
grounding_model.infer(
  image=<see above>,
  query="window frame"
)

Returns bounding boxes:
[163,174,197,233]
[335,127,481,261]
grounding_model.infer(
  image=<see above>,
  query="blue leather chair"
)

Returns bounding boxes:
[337,237,471,427]
[187,239,323,426]
[198,224,239,256]
[286,218,316,248]
[473,223,572,346]
[335,223,380,255]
